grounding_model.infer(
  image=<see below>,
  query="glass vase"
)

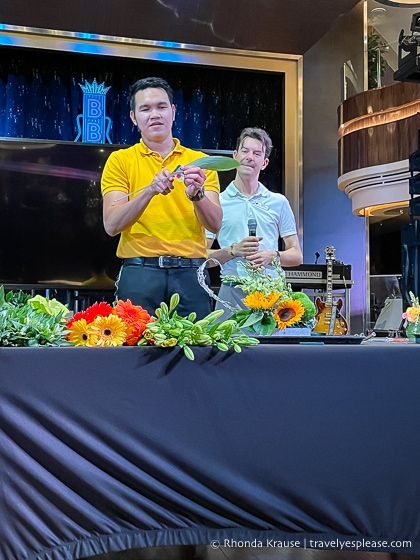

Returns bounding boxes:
[405,321,420,340]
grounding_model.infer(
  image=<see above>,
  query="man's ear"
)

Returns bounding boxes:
[129,110,137,126]
[233,150,238,160]
[262,158,269,170]
[172,105,176,122]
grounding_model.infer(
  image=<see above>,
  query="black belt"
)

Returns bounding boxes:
[123,256,206,269]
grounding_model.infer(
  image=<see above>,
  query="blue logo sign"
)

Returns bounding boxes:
[75,78,112,144]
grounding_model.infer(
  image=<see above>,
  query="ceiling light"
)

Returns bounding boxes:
[370,6,387,20]
[371,7,387,14]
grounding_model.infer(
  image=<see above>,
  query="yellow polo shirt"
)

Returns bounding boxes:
[101,139,220,258]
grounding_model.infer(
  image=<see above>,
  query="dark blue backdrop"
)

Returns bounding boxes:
[0,46,284,192]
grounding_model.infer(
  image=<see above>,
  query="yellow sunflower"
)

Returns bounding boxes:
[89,315,128,347]
[243,291,281,310]
[274,299,305,330]
[67,318,92,346]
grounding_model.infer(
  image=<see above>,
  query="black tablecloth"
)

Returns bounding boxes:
[0,344,419,559]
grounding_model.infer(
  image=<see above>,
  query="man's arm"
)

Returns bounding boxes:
[275,234,303,266]
[183,166,222,233]
[191,190,222,234]
[102,169,174,237]
[208,233,302,268]
[207,236,263,266]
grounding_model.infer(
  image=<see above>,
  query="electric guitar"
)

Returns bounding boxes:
[312,246,349,335]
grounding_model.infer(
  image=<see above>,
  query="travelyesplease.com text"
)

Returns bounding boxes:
[210,538,412,551]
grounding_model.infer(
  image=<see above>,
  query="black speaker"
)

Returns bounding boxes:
[409,173,420,194]
[409,196,420,217]
[409,149,420,172]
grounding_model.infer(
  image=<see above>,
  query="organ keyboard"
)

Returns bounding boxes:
[284,264,353,290]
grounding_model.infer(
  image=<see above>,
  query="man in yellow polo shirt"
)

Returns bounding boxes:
[101,76,222,318]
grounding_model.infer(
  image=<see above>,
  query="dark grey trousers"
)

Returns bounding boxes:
[115,261,212,319]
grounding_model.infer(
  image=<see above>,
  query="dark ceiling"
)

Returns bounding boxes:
[0,0,361,55]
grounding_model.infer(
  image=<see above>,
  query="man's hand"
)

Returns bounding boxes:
[183,165,207,198]
[150,168,174,196]
[233,236,279,267]
[233,236,263,258]
[246,249,278,267]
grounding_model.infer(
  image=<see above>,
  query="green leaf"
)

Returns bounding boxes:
[230,309,254,326]
[28,295,69,317]
[160,301,169,315]
[241,310,264,328]
[169,293,180,313]
[252,314,277,336]
[183,345,195,361]
[187,155,240,172]
[202,309,225,323]
[234,336,260,346]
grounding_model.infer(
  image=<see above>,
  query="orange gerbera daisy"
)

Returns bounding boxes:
[243,291,281,310]
[89,314,128,347]
[113,300,151,345]
[125,323,147,346]
[113,299,151,325]
[274,299,305,330]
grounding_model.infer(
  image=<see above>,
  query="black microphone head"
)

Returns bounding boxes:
[248,218,257,236]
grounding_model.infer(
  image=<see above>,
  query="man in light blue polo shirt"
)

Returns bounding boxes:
[207,127,303,318]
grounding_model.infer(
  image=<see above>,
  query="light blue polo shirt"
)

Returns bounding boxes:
[207,181,298,278]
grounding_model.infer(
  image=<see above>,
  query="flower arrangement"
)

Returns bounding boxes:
[222,260,317,336]
[402,291,420,335]
[0,285,259,358]
[66,292,259,359]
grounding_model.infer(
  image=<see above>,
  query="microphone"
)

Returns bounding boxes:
[248,218,257,237]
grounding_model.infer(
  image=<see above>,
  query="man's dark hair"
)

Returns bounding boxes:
[129,77,174,111]
[235,127,273,158]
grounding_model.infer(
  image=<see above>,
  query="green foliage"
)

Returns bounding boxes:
[222,260,317,334]
[292,292,316,322]
[28,294,69,317]
[139,293,259,360]
[408,290,420,308]
[223,259,293,298]
[368,32,388,89]
[1,285,31,307]
[229,308,277,336]
[187,155,240,172]
[0,287,69,347]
